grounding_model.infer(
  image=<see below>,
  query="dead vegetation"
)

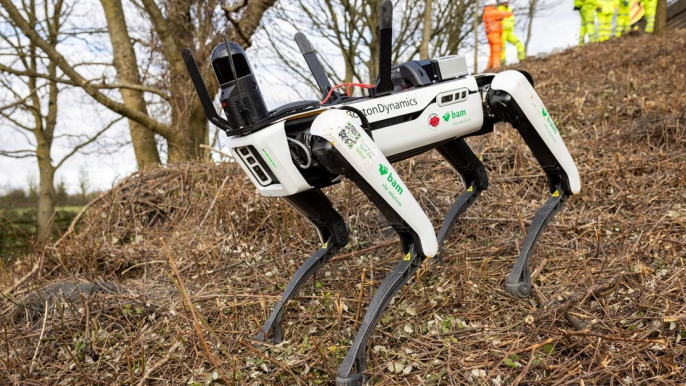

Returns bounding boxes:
[1,30,685,385]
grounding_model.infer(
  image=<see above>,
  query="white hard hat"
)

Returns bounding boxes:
[485,0,497,6]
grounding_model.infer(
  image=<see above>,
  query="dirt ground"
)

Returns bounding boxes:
[1,30,685,385]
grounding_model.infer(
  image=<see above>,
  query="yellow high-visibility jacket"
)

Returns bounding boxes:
[497,4,516,31]
[597,0,618,14]
[575,0,598,10]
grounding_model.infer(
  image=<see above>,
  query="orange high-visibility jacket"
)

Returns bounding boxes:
[483,5,513,34]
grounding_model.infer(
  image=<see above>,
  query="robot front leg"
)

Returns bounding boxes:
[255,189,348,343]
[334,139,489,385]
[308,109,441,385]
[334,173,428,386]
[333,140,489,385]
[487,70,581,298]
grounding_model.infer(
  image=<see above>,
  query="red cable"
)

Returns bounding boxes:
[320,82,375,105]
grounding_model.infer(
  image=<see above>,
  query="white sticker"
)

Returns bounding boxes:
[333,121,377,171]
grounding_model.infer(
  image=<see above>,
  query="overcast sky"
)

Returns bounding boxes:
[0,0,581,195]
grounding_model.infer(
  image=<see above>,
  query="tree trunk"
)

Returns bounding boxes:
[525,0,538,53]
[36,151,55,243]
[166,111,207,163]
[365,0,382,84]
[474,1,479,73]
[420,0,433,59]
[100,0,160,169]
[655,0,668,33]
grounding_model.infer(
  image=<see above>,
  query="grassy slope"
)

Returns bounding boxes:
[1,30,685,385]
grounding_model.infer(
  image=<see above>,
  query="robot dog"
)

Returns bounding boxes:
[183,2,580,384]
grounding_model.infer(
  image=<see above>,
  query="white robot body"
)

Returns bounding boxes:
[227,120,311,196]
[226,75,484,197]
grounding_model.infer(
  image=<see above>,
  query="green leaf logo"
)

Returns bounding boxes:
[442,112,450,122]
[378,164,388,175]
[542,108,548,117]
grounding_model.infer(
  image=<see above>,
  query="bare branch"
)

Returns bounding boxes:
[54,116,124,170]
[0,149,36,158]
[0,87,40,111]
[0,0,174,138]
[139,0,185,76]
[0,109,34,131]
[0,62,171,101]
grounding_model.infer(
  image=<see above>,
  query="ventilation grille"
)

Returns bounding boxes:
[232,96,257,126]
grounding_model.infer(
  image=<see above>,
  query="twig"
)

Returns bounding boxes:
[514,338,554,354]
[535,273,624,319]
[238,340,301,383]
[200,144,233,159]
[29,301,49,373]
[511,347,536,386]
[199,176,230,227]
[354,268,367,325]
[330,240,398,263]
[160,238,232,385]
[136,341,181,386]
[1,253,44,297]
[55,192,107,246]
[561,331,666,344]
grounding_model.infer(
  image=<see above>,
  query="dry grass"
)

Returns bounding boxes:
[1,30,685,385]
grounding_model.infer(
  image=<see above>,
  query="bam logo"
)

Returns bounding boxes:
[386,173,404,195]
[378,164,388,175]
[542,108,559,135]
[442,110,467,122]
[378,164,403,195]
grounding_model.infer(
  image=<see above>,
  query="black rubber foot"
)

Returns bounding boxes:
[254,322,283,345]
[505,281,531,298]
[336,374,366,386]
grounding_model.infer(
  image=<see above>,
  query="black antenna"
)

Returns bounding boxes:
[181,49,234,133]
[375,0,394,96]
[295,32,340,102]
[224,32,252,127]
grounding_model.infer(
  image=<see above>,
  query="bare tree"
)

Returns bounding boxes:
[0,0,118,241]
[100,0,160,169]
[420,0,433,59]
[0,0,276,164]
[78,166,89,200]
[524,0,539,52]
[520,0,557,53]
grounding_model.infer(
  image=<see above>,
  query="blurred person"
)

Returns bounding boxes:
[483,0,513,70]
[498,0,526,64]
[575,0,599,44]
[641,0,657,32]
[630,0,645,27]
[596,0,618,41]
[615,0,631,36]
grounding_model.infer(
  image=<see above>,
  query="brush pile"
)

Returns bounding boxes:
[2,30,685,385]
